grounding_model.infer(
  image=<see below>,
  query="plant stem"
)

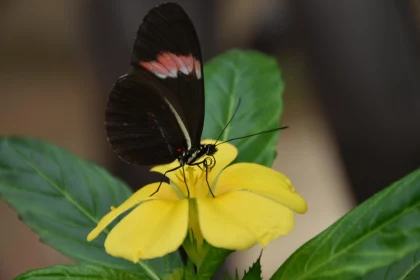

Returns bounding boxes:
[138,261,161,280]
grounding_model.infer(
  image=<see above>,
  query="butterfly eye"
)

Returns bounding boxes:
[177,148,182,153]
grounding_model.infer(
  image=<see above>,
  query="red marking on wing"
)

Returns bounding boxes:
[140,61,169,75]
[194,60,201,78]
[182,54,194,73]
[194,60,200,71]
[139,61,155,73]
[152,61,169,74]
[170,53,188,74]
[157,53,178,72]
[139,52,202,79]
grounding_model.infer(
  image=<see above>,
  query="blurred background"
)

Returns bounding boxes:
[1,0,419,279]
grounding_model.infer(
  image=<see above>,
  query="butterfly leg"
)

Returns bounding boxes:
[188,160,204,168]
[189,154,216,168]
[203,157,215,198]
[209,155,216,168]
[149,164,182,197]
[181,163,191,198]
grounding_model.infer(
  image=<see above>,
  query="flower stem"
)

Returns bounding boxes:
[137,260,161,280]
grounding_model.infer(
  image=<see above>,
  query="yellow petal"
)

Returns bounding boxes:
[105,198,189,262]
[197,191,295,250]
[214,163,307,214]
[87,182,178,242]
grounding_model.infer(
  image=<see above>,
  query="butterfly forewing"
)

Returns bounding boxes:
[106,73,186,166]
[130,3,205,148]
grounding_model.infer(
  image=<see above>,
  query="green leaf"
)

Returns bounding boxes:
[271,169,420,280]
[403,263,420,280]
[0,137,183,279]
[15,265,145,280]
[162,268,186,280]
[181,260,196,280]
[243,252,262,280]
[221,270,232,280]
[203,50,284,167]
[196,247,231,280]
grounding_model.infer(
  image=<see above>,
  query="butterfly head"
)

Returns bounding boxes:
[203,144,217,157]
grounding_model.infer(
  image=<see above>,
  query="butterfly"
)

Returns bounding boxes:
[105,3,217,195]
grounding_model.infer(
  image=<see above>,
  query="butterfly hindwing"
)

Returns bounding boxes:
[130,3,205,148]
[105,73,187,166]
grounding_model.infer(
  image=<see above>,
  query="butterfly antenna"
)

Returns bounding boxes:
[216,126,289,146]
[214,98,242,145]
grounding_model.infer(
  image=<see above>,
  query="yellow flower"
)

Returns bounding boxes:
[87,140,307,263]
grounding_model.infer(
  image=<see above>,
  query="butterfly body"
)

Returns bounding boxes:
[180,144,218,166]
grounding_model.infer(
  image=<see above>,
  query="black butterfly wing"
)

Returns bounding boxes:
[106,73,187,166]
[130,3,205,148]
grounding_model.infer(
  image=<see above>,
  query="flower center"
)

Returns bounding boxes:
[173,164,212,198]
